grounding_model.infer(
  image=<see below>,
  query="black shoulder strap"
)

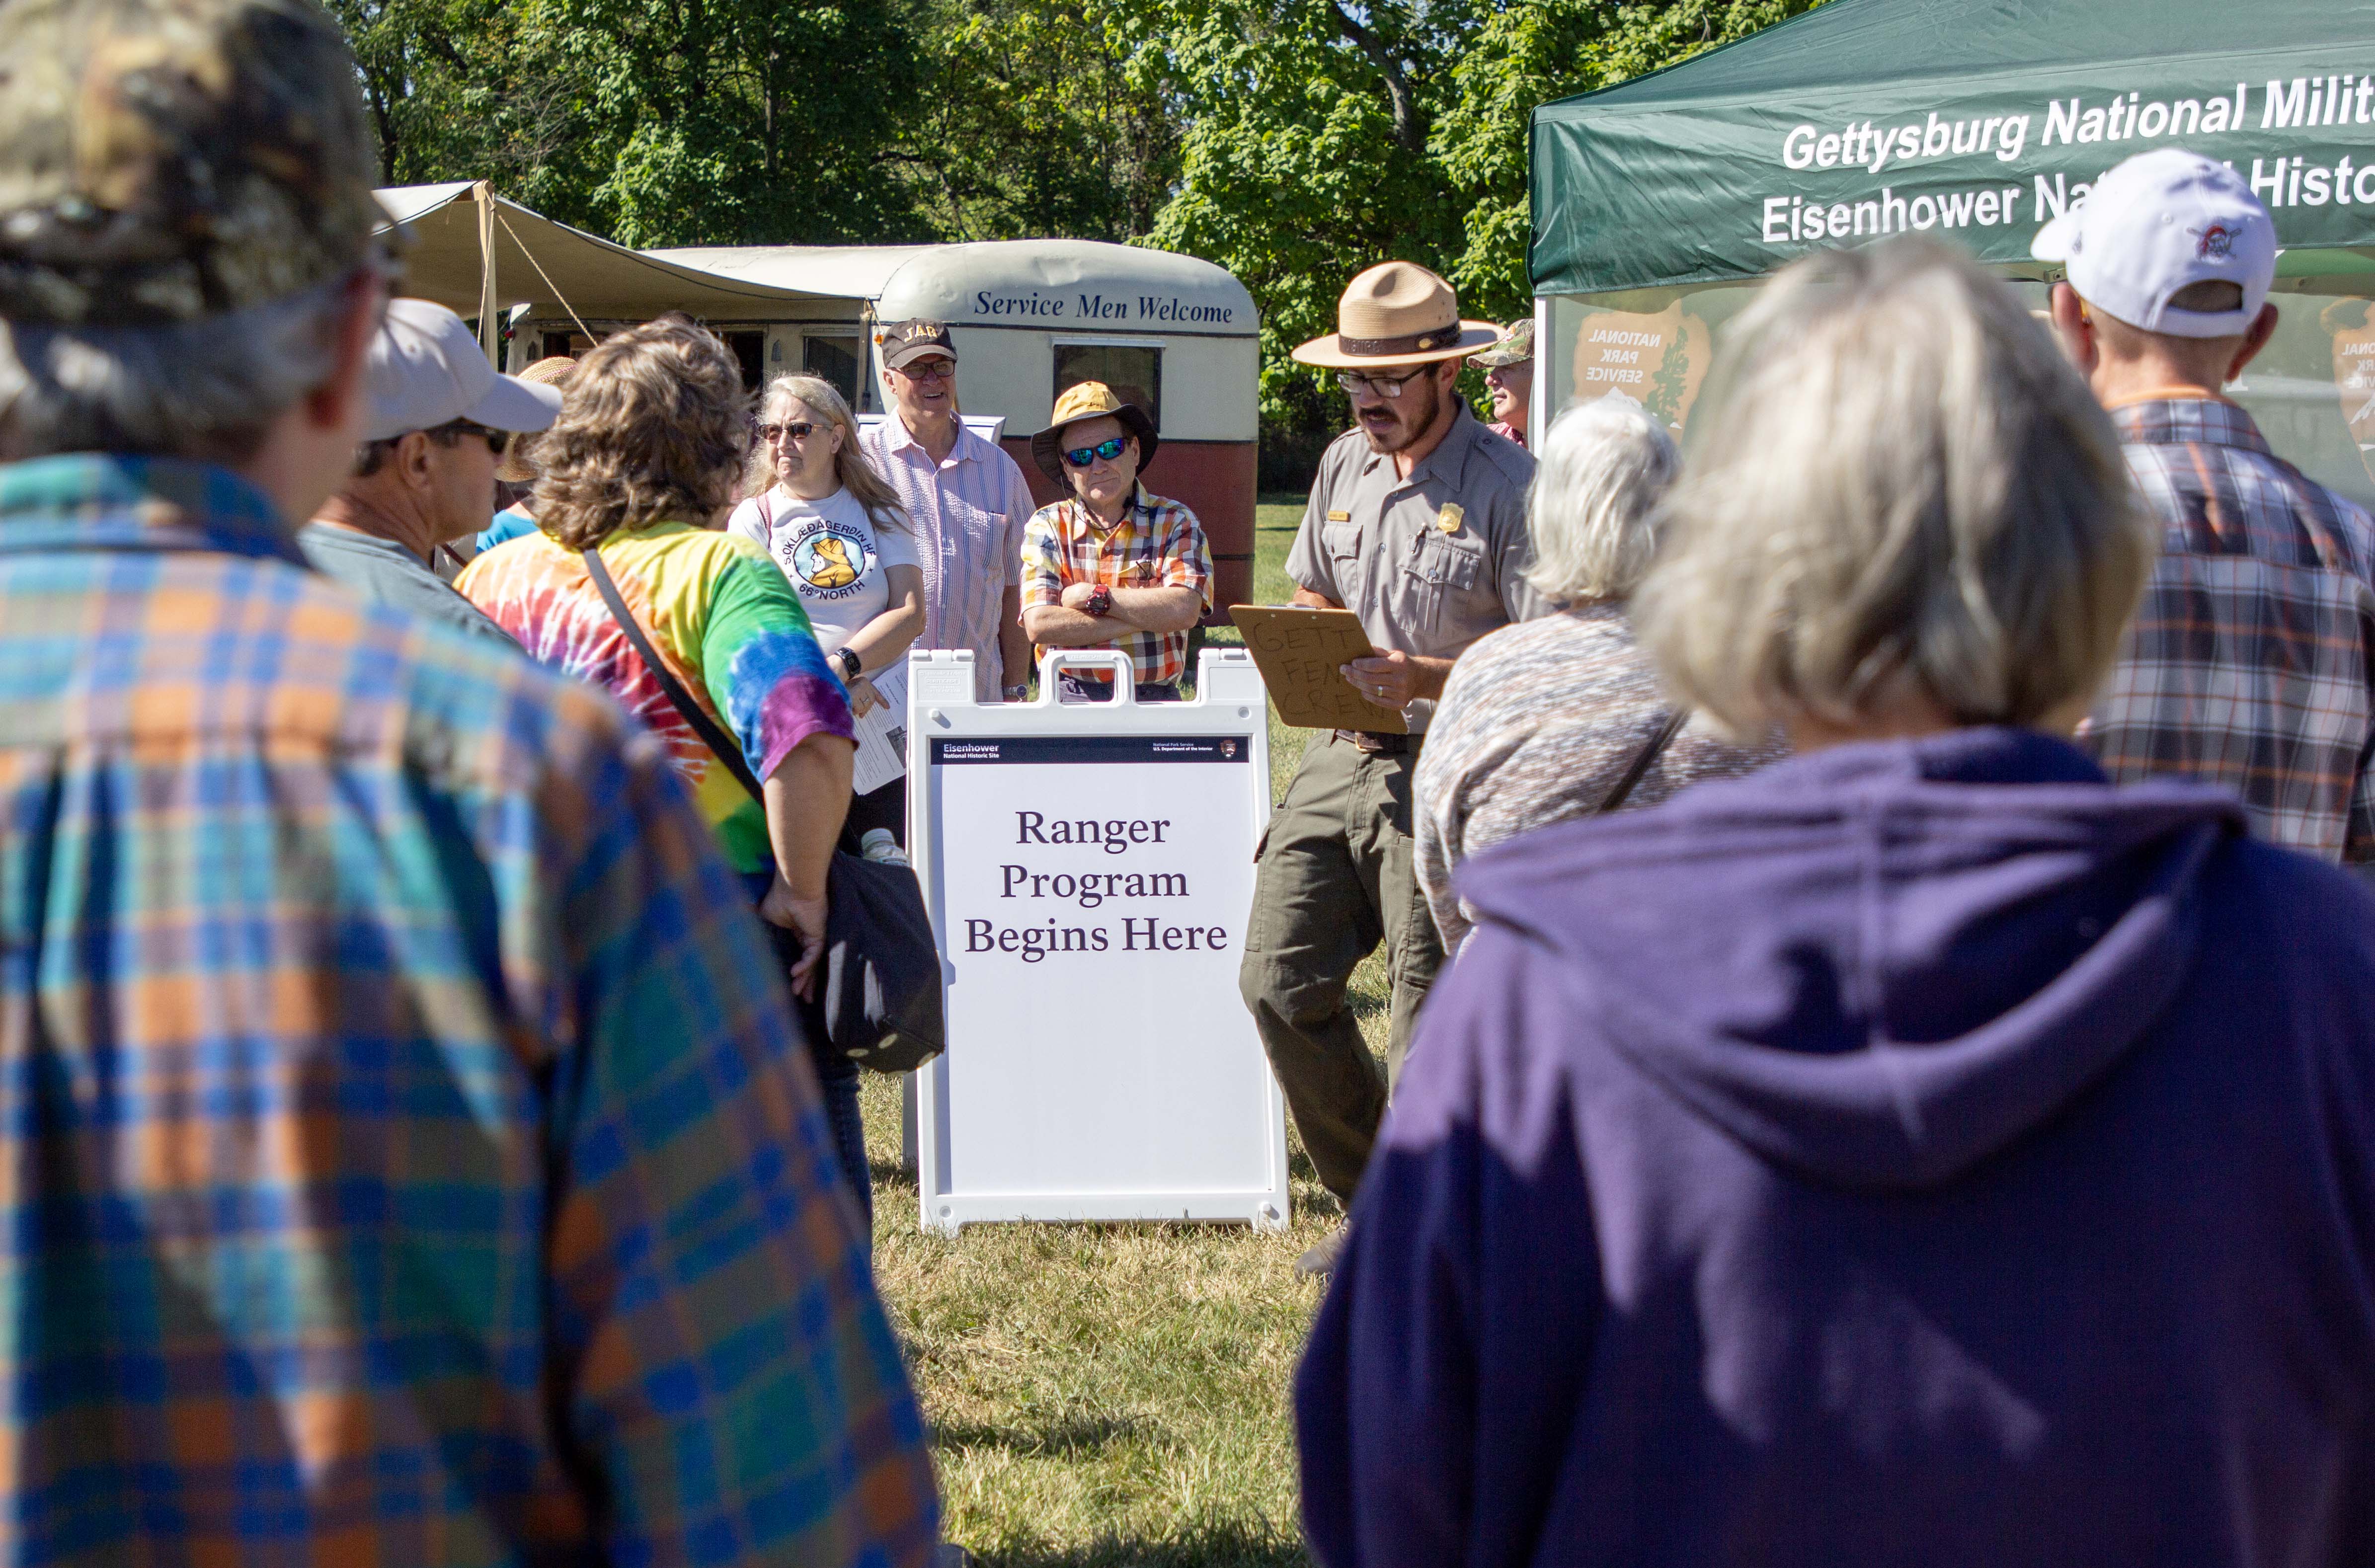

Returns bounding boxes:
[1597,706,1691,815]
[580,547,765,804]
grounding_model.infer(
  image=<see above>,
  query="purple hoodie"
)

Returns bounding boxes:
[1296,728,2375,1567]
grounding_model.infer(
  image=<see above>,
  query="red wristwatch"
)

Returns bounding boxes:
[1084,584,1114,619]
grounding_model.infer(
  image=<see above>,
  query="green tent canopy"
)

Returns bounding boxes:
[1527,0,2375,502]
[1533,0,2375,296]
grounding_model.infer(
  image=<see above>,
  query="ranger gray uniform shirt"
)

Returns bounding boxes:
[1284,405,1546,730]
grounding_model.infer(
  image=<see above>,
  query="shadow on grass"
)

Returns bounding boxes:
[934,1411,1152,1459]
[973,1517,1310,1568]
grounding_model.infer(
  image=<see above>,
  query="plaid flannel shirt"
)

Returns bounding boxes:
[0,455,937,1566]
[2082,395,2375,862]
[1020,486,1213,686]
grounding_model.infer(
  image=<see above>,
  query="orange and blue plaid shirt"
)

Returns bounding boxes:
[1020,486,1213,686]
[0,455,937,1565]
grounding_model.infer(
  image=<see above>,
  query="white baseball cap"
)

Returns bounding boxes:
[361,298,563,442]
[2031,149,2277,339]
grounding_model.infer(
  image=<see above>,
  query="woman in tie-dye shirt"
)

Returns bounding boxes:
[458,316,872,1216]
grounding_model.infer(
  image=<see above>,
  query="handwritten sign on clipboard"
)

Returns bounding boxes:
[1227,605,1409,734]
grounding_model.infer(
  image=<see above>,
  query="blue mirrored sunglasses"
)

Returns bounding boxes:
[1063,435,1132,468]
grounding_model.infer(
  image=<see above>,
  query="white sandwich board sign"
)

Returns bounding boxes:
[905,646,1288,1236]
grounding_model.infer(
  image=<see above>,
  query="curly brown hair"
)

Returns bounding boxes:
[533,314,751,548]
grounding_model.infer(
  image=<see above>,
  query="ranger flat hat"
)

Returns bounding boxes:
[0,0,388,327]
[875,318,958,371]
[1029,380,1158,485]
[1468,317,1534,368]
[1292,261,1502,369]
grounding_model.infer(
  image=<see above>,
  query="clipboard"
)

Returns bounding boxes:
[1227,605,1409,733]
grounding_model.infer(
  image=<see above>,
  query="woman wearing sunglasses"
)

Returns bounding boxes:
[730,374,926,854]
[1019,381,1212,704]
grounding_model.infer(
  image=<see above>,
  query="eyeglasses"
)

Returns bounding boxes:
[1334,367,1433,399]
[431,419,509,456]
[1062,436,1132,468]
[759,421,819,442]
[897,359,954,383]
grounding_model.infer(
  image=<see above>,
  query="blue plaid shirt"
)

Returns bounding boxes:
[0,455,937,1565]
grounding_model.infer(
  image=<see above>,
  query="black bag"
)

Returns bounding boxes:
[582,548,946,1072]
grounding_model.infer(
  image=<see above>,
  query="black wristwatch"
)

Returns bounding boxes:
[1084,584,1114,620]
[832,646,863,682]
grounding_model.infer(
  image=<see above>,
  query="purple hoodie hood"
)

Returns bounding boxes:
[1456,728,2250,1191]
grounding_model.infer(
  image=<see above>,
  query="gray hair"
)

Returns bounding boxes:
[0,271,358,465]
[1632,236,2151,734]
[1521,393,1680,603]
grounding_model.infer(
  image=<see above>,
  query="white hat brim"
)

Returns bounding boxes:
[2031,211,2081,263]
[464,374,563,434]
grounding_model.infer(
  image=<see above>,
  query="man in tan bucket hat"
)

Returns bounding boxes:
[1240,261,1547,1275]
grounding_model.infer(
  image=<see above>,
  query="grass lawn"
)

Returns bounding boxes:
[861,494,1387,1566]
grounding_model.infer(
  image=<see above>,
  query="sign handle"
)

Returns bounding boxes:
[1036,648,1137,703]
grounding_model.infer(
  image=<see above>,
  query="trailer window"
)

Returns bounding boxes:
[1054,343,1161,430]
[804,333,863,410]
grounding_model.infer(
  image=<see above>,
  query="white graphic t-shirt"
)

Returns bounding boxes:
[727,485,919,655]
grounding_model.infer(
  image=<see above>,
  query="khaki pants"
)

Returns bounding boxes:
[1238,733,1445,1205]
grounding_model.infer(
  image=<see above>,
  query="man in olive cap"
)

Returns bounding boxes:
[0,1,936,1560]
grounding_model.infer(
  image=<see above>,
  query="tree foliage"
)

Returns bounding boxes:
[327,0,1821,429]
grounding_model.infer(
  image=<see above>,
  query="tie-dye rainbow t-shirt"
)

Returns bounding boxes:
[458,522,853,873]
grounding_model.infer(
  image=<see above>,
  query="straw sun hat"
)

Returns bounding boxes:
[1290,261,1504,369]
[494,355,578,482]
[1029,380,1159,485]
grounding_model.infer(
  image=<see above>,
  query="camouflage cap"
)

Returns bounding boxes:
[1468,317,1534,368]
[0,0,386,327]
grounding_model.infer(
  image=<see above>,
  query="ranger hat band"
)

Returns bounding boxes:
[2031,148,2277,339]
[364,299,562,444]
[1029,380,1158,485]
[0,0,389,328]
[1292,261,1503,369]
[876,318,958,372]
[1469,317,1535,368]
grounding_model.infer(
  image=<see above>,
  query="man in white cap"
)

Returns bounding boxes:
[2038,148,2375,867]
[299,298,561,647]
[1241,260,1546,1277]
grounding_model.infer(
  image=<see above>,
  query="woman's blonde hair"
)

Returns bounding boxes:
[1632,236,2152,736]
[533,314,749,549]
[1521,393,1680,604]
[749,374,911,536]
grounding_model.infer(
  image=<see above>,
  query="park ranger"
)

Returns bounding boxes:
[1240,261,1546,1276]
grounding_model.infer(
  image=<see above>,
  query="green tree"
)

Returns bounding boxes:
[893,0,1181,242]
[1129,0,1821,433]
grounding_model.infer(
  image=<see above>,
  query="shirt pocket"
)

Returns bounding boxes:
[1322,521,1365,605]
[1405,532,1484,631]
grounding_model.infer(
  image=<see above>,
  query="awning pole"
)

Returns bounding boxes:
[474,180,499,366]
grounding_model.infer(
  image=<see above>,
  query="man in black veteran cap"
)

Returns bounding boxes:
[0,0,938,1558]
[1241,260,1548,1277]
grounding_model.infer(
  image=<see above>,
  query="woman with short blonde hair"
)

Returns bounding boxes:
[460,317,878,1222]
[729,373,928,855]
[1303,237,2375,1560]
[1412,392,1783,950]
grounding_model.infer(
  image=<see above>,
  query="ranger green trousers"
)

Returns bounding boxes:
[1238,733,1445,1205]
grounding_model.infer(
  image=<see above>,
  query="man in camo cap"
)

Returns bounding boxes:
[0,2,939,1563]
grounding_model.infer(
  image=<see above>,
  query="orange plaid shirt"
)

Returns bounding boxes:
[1020,485,1213,685]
